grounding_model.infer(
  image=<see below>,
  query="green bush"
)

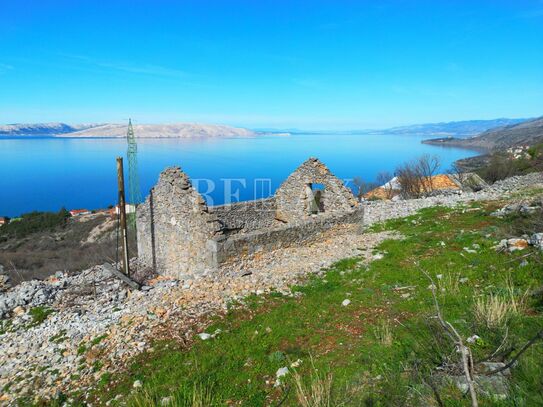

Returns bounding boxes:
[0,208,71,240]
[478,150,542,184]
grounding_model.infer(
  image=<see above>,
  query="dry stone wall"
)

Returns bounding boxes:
[136,167,223,279]
[275,157,359,222]
[209,198,280,235]
[210,207,365,265]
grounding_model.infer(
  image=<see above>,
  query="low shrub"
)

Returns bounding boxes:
[0,208,70,240]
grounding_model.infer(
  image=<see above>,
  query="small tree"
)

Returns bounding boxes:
[395,154,441,199]
[376,171,394,199]
[395,161,422,198]
[416,154,441,194]
[353,177,379,201]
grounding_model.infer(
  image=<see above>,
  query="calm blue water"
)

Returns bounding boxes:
[0,134,479,217]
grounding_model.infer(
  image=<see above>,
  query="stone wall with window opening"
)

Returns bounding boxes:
[137,157,363,280]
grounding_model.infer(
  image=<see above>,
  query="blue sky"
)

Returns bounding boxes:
[0,0,542,129]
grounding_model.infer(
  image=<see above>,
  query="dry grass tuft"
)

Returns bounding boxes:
[292,360,334,407]
[474,294,511,329]
[373,319,393,346]
[438,272,461,294]
[474,276,529,329]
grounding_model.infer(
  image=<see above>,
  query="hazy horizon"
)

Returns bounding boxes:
[0,116,536,133]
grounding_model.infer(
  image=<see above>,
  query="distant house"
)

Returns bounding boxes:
[112,204,136,216]
[69,209,91,217]
[0,216,8,226]
[365,173,487,200]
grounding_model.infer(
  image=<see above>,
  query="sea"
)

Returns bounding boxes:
[0,133,479,217]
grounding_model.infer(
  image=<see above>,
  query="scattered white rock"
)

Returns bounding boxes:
[12,306,25,316]
[342,299,351,306]
[198,333,212,340]
[132,380,142,389]
[275,366,288,378]
[495,238,529,252]
[530,233,543,250]
[467,334,481,343]
[160,396,172,406]
[290,359,302,368]
[275,366,289,387]
[491,202,540,217]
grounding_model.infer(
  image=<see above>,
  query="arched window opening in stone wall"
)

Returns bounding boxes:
[306,183,325,215]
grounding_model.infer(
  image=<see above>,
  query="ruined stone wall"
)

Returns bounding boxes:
[209,198,280,236]
[209,207,364,265]
[137,158,366,277]
[275,157,359,223]
[136,167,222,279]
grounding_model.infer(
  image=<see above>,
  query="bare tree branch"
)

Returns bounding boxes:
[419,265,478,407]
[485,329,543,376]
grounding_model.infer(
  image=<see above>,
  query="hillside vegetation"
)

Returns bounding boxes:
[54,197,543,406]
[0,211,134,283]
[424,117,543,151]
[381,118,528,138]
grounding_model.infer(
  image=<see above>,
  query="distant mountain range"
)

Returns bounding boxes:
[0,122,257,138]
[375,118,529,138]
[263,118,530,138]
[0,117,534,139]
[423,116,543,150]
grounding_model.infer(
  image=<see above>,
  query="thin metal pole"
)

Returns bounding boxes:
[116,157,130,277]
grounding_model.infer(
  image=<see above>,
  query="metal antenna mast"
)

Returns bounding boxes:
[126,119,142,219]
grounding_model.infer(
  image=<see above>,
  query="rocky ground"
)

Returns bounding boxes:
[364,172,542,224]
[0,171,541,405]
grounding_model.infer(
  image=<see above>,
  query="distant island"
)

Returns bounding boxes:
[0,122,262,139]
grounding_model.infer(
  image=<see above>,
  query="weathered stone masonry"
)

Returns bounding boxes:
[137,158,364,279]
[275,158,359,222]
[136,168,222,278]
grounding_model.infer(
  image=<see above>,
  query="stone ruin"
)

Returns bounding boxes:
[136,157,363,279]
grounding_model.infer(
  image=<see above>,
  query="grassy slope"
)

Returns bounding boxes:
[44,200,543,406]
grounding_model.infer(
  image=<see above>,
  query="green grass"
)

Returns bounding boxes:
[28,306,54,327]
[60,202,543,406]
